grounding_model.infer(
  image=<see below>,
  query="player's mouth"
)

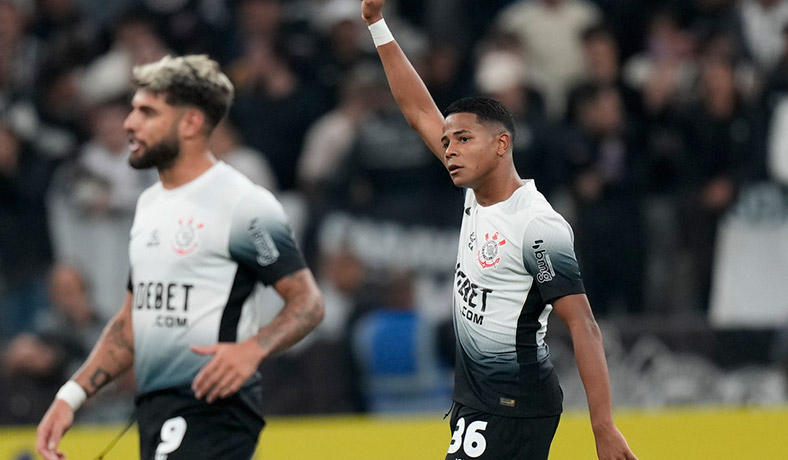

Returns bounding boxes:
[128,137,143,154]
[447,164,462,176]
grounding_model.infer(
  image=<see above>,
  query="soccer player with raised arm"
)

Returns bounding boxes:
[361,1,638,459]
[36,55,324,460]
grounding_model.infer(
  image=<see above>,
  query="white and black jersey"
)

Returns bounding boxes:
[452,181,585,417]
[127,162,306,398]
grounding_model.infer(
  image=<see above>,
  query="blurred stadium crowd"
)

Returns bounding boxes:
[2,0,788,425]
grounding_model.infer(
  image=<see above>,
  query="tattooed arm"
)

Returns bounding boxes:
[191,268,324,403]
[37,292,135,460]
[72,291,135,395]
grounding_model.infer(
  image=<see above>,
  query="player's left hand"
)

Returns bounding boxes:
[594,424,638,460]
[190,340,265,403]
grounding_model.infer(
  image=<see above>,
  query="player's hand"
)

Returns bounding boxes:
[36,399,74,460]
[593,424,638,460]
[191,340,265,403]
[361,0,385,25]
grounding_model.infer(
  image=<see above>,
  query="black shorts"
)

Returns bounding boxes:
[445,403,560,460]
[136,389,265,460]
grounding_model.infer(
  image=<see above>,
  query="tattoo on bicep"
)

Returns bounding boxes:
[89,368,112,394]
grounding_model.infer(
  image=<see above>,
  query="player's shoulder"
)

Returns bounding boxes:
[214,161,277,203]
[508,181,554,213]
[223,173,286,225]
[513,182,572,232]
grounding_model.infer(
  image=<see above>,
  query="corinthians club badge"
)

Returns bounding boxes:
[477,232,506,269]
[171,218,203,255]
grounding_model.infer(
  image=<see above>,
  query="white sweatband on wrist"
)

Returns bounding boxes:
[56,381,87,412]
[368,18,394,47]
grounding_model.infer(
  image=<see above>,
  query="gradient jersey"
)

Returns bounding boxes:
[128,162,305,395]
[452,181,585,417]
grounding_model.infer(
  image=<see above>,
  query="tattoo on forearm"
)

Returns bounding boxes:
[108,317,134,354]
[257,270,321,354]
[89,368,112,394]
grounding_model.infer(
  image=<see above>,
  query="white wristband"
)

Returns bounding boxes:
[368,18,394,47]
[56,381,87,412]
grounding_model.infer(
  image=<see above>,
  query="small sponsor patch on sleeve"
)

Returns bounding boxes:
[248,218,280,266]
[499,397,516,408]
[531,240,556,283]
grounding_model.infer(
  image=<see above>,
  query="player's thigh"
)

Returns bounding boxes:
[138,395,262,460]
[445,404,560,460]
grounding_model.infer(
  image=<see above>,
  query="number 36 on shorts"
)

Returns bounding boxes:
[447,417,489,458]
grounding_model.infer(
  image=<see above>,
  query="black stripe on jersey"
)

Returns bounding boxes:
[516,286,547,411]
[516,287,545,364]
[218,265,258,342]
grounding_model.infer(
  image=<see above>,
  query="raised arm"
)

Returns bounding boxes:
[553,294,638,460]
[37,292,135,460]
[191,268,323,403]
[361,0,446,159]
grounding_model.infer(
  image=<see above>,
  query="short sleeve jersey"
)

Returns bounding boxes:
[128,162,306,395]
[452,181,585,417]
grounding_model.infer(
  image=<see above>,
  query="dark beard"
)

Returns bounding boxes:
[129,137,180,171]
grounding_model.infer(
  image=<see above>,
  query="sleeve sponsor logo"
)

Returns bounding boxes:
[249,218,280,266]
[532,240,555,283]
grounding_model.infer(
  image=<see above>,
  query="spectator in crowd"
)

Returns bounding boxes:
[79,12,169,108]
[325,82,460,226]
[227,37,330,190]
[310,0,378,105]
[473,47,563,199]
[132,0,229,59]
[0,0,42,102]
[30,0,88,43]
[0,265,105,425]
[493,0,602,118]
[564,84,647,316]
[763,25,788,184]
[568,22,643,124]
[418,40,475,113]
[623,7,698,114]
[680,56,767,312]
[738,0,788,73]
[47,97,156,321]
[0,120,55,342]
[210,119,278,191]
[297,63,389,202]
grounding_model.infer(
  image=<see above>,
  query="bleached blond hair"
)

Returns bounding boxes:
[132,55,234,131]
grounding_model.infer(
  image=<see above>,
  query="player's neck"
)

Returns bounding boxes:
[473,171,524,207]
[158,146,217,190]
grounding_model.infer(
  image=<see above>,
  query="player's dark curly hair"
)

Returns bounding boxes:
[444,97,515,142]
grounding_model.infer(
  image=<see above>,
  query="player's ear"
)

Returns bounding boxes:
[496,131,511,157]
[179,108,206,138]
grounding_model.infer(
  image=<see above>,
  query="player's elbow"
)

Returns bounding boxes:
[304,291,324,331]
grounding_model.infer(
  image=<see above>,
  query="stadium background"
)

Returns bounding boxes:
[1,0,788,458]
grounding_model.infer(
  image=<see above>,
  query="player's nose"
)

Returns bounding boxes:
[122,111,137,132]
[444,142,458,158]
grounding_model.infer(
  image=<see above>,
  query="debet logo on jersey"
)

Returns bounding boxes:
[170,217,203,255]
[477,232,506,269]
